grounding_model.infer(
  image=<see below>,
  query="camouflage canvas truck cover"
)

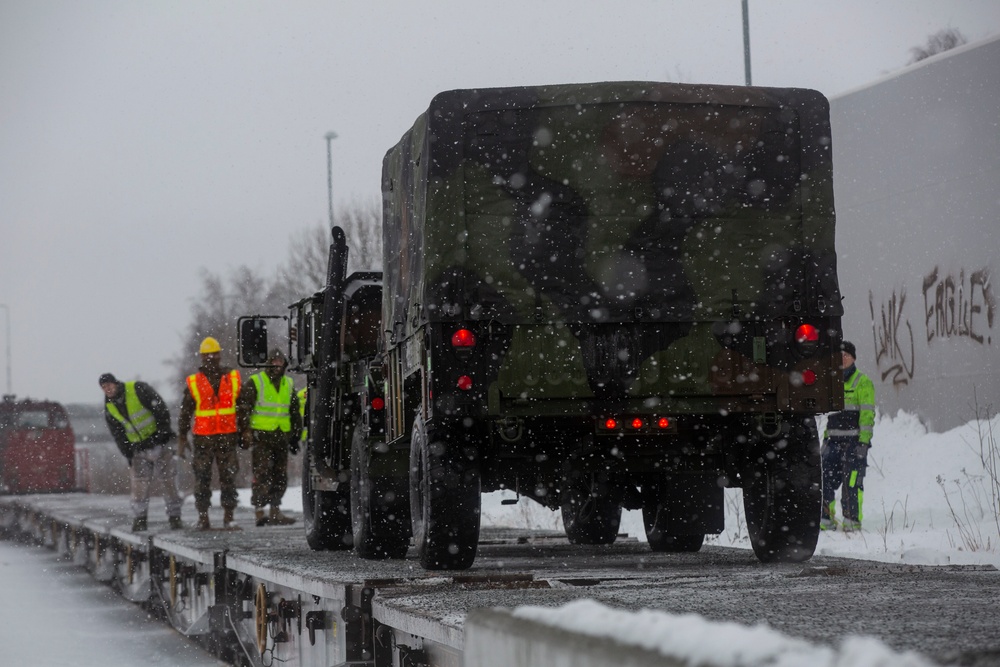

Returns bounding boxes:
[373,81,843,569]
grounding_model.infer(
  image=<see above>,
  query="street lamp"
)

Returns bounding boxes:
[742,0,752,86]
[325,131,338,228]
[0,304,10,395]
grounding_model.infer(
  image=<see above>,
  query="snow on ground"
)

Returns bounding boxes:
[512,598,938,667]
[0,539,227,667]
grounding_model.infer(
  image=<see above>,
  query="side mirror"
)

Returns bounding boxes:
[237,316,285,367]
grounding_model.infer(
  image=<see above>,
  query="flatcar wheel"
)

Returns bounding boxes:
[255,583,268,654]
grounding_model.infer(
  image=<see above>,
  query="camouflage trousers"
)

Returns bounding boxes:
[130,443,182,519]
[250,429,290,509]
[192,433,240,513]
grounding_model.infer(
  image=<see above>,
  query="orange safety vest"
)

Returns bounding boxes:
[187,370,241,435]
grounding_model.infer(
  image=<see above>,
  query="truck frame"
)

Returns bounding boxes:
[240,81,844,570]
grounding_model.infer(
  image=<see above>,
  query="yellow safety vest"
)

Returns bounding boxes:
[249,372,293,433]
[105,382,158,443]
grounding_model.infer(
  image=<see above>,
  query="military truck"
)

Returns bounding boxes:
[241,81,844,570]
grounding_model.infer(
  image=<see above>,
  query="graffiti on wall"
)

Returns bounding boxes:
[868,266,996,391]
[869,288,915,387]
[922,267,995,346]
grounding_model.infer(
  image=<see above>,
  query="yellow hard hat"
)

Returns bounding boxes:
[199,336,222,354]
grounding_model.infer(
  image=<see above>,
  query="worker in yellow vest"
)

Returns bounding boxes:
[236,348,302,526]
[100,373,183,531]
[177,336,242,530]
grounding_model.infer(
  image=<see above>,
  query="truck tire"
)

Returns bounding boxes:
[743,417,822,563]
[642,485,705,553]
[302,447,353,551]
[560,468,622,545]
[351,429,411,559]
[409,416,481,570]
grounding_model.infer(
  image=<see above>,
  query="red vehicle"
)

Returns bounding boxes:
[0,395,77,494]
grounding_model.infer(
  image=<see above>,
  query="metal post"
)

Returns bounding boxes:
[0,303,10,395]
[742,0,752,86]
[325,131,338,228]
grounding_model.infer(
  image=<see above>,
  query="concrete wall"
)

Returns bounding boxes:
[830,35,1000,431]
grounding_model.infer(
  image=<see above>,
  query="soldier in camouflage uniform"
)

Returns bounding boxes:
[236,348,301,526]
[178,337,242,530]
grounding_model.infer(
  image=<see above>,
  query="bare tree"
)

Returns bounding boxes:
[167,199,382,395]
[908,28,968,64]
[271,197,381,305]
[167,265,287,393]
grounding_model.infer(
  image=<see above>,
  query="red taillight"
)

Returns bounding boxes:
[604,418,618,430]
[451,328,476,347]
[657,417,670,429]
[370,397,385,410]
[795,324,819,344]
[802,369,817,385]
[457,375,473,391]
[630,418,644,430]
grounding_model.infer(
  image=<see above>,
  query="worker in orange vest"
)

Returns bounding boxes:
[177,336,243,530]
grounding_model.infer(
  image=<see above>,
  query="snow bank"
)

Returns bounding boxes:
[497,599,937,667]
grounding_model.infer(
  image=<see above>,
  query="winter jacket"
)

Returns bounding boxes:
[103,381,174,462]
[825,365,876,445]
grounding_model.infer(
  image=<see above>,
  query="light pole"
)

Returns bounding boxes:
[325,131,338,228]
[0,303,10,395]
[742,0,752,86]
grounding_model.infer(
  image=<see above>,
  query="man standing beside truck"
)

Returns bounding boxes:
[100,373,183,531]
[178,336,243,530]
[821,341,876,532]
[236,348,301,526]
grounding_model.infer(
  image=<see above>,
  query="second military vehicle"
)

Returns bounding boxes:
[241,81,844,570]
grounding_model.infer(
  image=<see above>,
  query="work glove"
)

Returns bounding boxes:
[240,430,254,450]
[288,437,299,456]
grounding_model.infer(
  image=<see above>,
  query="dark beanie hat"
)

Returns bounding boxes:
[98,373,118,386]
[841,341,857,359]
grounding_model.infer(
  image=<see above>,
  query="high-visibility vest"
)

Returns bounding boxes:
[105,382,158,443]
[187,370,241,435]
[298,387,308,442]
[249,372,293,433]
[825,367,876,444]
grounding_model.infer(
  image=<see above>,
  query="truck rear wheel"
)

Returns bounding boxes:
[743,418,822,563]
[560,468,622,545]
[302,447,353,551]
[410,417,481,570]
[351,429,411,559]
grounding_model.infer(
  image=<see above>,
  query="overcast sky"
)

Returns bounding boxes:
[2,0,999,405]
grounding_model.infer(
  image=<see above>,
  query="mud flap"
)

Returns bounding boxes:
[646,472,725,535]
